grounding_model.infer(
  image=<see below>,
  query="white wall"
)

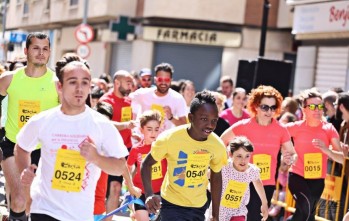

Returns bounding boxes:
[143,0,247,24]
[293,46,317,95]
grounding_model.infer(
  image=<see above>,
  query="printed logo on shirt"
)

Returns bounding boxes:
[173,150,211,187]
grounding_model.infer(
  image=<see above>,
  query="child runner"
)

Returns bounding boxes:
[127,110,166,221]
[220,136,268,221]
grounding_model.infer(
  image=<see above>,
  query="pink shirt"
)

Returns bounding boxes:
[231,118,291,186]
[219,109,250,126]
[286,120,339,179]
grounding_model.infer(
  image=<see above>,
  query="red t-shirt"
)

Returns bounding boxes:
[100,91,132,148]
[232,117,291,186]
[94,171,108,214]
[127,141,167,193]
[286,120,339,179]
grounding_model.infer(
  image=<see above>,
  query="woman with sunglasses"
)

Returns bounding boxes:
[221,85,296,221]
[285,88,343,221]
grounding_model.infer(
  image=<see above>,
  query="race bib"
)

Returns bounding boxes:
[52,149,86,192]
[253,154,271,181]
[151,104,165,121]
[121,107,132,122]
[142,154,162,180]
[221,180,248,208]
[18,100,40,128]
[304,153,322,179]
[185,154,210,186]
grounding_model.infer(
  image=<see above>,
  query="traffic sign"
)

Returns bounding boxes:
[76,44,91,59]
[75,24,94,44]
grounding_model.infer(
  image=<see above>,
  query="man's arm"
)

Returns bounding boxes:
[210,170,222,221]
[141,153,161,214]
[112,120,137,131]
[281,140,297,166]
[79,138,126,176]
[0,71,13,96]
[170,116,187,126]
[14,144,31,174]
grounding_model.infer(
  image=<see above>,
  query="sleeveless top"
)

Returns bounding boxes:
[6,67,59,142]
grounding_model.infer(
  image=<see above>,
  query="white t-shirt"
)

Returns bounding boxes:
[219,161,260,220]
[130,87,187,131]
[16,105,128,221]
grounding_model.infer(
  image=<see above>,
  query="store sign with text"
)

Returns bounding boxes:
[143,26,241,47]
[293,1,349,34]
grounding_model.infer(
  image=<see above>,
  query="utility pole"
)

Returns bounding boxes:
[83,0,88,24]
[259,0,270,57]
[2,0,6,39]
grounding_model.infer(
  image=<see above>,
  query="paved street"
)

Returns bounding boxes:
[0,171,132,221]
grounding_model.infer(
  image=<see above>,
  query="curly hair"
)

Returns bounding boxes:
[247,85,283,117]
[55,54,90,83]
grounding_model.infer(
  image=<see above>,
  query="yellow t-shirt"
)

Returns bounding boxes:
[6,67,59,142]
[151,124,227,207]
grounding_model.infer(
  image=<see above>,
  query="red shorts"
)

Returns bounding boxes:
[230,216,245,221]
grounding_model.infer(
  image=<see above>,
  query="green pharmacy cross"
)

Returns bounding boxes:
[111,16,135,40]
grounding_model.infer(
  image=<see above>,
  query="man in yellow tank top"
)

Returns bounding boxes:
[0,32,59,221]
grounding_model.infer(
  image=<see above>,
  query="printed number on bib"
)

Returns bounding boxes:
[185,154,210,186]
[304,153,322,179]
[121,107,132,122]
[221,180,248,208]
[18,100,40,128]
[52,149,86,192]
[142,154,162,180]
[253,154,271,181]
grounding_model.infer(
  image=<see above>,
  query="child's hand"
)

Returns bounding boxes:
[260,203,268,221]
[129,185,142,198]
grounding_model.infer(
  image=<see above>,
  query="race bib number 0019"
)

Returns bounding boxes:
[52,149,86,192]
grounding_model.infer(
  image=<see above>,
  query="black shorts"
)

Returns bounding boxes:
[134,192,160,211]
[31,213,59,221]
[0,136,41,166]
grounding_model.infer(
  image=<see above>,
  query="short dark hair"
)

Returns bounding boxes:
[190,90,216,114]
[300,88,322,107]
[55,54,90,83]
[336,92,349,120]
[94,102,113,120]
[26,32,50,49]
[220,75,234,86]
[229,136,254,154]
[154,63,174,77]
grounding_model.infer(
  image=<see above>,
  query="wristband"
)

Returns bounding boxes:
[168,115,173,120]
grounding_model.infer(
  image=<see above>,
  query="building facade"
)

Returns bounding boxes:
[5,0,293,91]
[289,0,349,94]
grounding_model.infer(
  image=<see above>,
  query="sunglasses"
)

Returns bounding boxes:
[141,78,152,82]
[259,104,277,112]
[155,77,171,83]
[306,104,324,111]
